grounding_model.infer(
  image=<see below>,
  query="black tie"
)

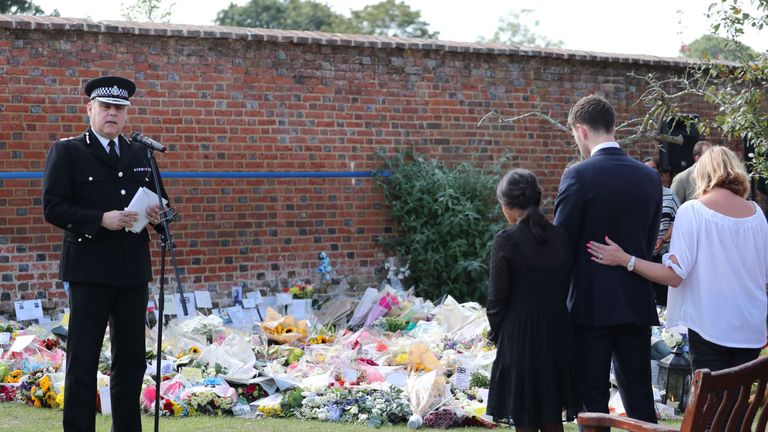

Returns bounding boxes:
[107,140,119,166]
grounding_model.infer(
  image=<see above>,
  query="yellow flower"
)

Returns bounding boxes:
[172,401,184,416]
[45,391,58,408]
[56,392,65,409]
[394,353,409,365]
[257,404,282,417]
[188,346,201,355]
[4,370,22,384]
[39,376,51,393]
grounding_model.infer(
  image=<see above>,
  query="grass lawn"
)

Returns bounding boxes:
[0,402,587,432]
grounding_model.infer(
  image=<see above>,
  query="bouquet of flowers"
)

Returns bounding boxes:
[180,377,237,416]
[284,282,314,300]
[364,292,400,328]
[234,383,267,403]
[308,324,337,345]
[0,384,17,402]
[0,320,24,334]
[297,387,411,427]
[4,337,64,373]
[260,307,309,344]
[3,369,22,384]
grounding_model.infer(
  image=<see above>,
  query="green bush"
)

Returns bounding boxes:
[376,151,506,303]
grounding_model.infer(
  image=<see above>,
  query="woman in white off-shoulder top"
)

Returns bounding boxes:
[586,146,768,373]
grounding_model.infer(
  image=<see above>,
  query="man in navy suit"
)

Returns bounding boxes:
[554,95,661,424]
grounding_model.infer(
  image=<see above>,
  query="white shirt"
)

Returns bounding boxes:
[91,130,120,157]
[590,141,620,157]
[663,200,768,348]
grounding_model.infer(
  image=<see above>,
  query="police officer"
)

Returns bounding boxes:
[43,76,167,432]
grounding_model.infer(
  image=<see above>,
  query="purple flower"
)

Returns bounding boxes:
[327,403,342,421]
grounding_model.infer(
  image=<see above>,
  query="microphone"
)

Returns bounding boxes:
[131,132,167,152]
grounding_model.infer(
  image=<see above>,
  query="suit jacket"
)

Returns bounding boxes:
[554,147,661,327]
[43,129,167,286]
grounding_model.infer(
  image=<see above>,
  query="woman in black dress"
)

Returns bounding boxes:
[485,169,580,432]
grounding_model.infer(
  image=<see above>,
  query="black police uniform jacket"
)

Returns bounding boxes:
[43,129,167,286]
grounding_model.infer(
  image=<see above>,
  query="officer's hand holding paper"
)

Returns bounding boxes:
[125,187,168,233]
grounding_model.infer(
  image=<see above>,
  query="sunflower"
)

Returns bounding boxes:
[187,346,202,355]
[4,370,22,384]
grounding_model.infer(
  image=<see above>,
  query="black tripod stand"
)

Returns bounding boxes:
[137,135,186,432]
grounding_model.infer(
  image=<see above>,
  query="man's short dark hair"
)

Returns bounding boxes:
[693,140,712,158]
[567,94,616,134]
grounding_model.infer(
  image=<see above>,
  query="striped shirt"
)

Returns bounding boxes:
[658,187,680,253]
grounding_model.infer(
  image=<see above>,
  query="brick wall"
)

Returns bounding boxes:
[0,15,714,311]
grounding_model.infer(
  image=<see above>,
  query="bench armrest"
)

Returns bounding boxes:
[578,413,680,432]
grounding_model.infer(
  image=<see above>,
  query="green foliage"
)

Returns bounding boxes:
[701,1,768,177]
[707,0,768,39]
[376,151,506,304]
[279,388,305,416]
[346,0,438,39]
[216,0,343,31]
[0,0,44,15]
[382,316,407,333]
[214,0,437,38]
[682,34,758,61]
[469,371,491,389]
[478,10,563,48]
[121,0,175,22]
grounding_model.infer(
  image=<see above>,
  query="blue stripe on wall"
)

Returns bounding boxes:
[0,171,390,180]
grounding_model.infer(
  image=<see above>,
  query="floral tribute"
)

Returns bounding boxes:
[260,307,309,344]
[284,282,314,300]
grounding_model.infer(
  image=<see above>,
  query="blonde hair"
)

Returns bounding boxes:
[692,146,750,198]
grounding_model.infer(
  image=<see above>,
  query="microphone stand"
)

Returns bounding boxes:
[142,142,186,432]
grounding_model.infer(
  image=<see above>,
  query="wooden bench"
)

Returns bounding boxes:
[578,354,768,432]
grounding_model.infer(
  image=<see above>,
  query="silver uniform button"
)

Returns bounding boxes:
[89,177,93,181]
[78,238,82,242]
[121,190,126,195]
[118,172,123,177]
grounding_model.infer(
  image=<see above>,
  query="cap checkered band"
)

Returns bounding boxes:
[90,85,130,100]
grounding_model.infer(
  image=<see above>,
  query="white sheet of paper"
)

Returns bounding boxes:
[246,291,263,304]
[155,295,176,315]
[124,187,168,233]
[275,292,293,306]
[174,293,196,319]
[288,299,311,320]
[38,316,52,324]
[226,306,247,326]
[194,291,213,309]
[9,334,35,352]
[243,307,262,323]
[99,385,112,415]
[242,298,256,309]
[0,332,10,345]
[454,366,470,390]
[14,299,44,321]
